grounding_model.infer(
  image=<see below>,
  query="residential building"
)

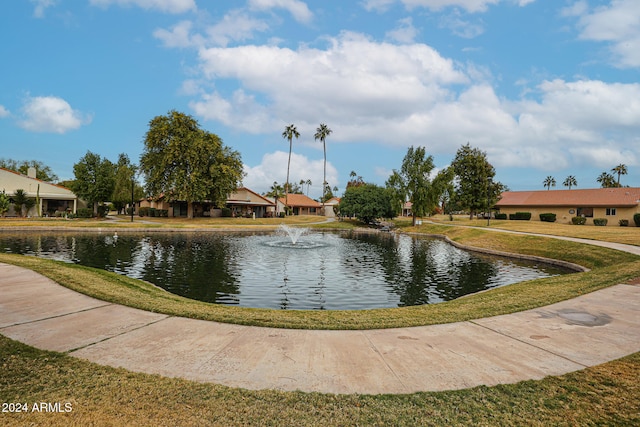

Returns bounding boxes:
[226,187,275,218]
[278,193,322,216]
[495,187,640,226]
[0,167,80,216]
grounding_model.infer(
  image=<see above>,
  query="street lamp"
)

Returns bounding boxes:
[486,176,492,226]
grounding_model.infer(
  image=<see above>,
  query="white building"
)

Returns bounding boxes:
[0,167,79,217]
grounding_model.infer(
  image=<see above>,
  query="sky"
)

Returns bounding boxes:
[1,0,639,199]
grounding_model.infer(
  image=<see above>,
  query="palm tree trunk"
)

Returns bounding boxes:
[285,138,292,211]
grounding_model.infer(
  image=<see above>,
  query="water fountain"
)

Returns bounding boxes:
[278,224,307,245]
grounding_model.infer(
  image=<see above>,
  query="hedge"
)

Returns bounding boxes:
[539,213,556,222]
[634,213,640,226]
[572,216,587,225]
[509,212,531,221]
[494,213,507,220]
[593,218,608,226]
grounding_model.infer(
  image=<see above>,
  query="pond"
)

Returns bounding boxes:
[0,230,572,310]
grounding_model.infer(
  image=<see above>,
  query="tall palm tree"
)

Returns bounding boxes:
[563,175,577,190]
[612,164,627,186]
[597,172,616,188]
[282,124,299,212]
[268,181,284,217]
[305,179,312,196]
[542,176,556,190]
[314,123,332,212]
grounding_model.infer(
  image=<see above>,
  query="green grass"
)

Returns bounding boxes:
[1,335,638,426]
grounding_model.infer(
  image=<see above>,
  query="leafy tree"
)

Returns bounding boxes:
[282,124,300,211]
[563,175,577,190]
[597,172,617,188]
[339,183,394,224]
[543,176,556,190]
[140,110,244,219]
[0,190,9,217]
[71,151,116,216]
[321,182,335,202]
[314,123,332,207]
[0,158,59,182]
[12,189,36,217]
[451,143,500,219]
[612,164,627,186]
[386,146,442,226]
[112,153,144,214]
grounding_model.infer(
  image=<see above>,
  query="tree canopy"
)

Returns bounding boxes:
[71,151,115,215]
[338,183,394,224]
[140,110,244,217]
[451,143,501,219]
[0,158,59,182]
[112,153,144,214]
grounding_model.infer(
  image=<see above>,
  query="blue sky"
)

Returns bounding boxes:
[1,0,639,199]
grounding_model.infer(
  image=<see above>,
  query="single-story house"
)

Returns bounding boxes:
[278,193,323,216]
[401,202,413,217]
[0,167,80,216]
[495,187,640,226]
[226,187,275,218]
[323,196,341,217]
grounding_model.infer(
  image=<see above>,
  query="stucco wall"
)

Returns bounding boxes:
[497,206,639,226]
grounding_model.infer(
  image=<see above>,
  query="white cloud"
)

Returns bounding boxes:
[18,96,92,134]
[439,10,485,38]
[30,0,56,18]
[385,17,419,43]
[248,0,313,24]
[243,151,338,198]
[153,20,200,48]
[363,0,534,13]
[0,105,10,118]
[89,0,196,14]
[573,0,640,68]
[206,10,270,47]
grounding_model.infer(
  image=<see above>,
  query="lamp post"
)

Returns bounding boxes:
[486,176,492,226]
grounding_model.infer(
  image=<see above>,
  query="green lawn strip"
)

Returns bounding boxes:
[1,335,638,426]
[1,224,638,330]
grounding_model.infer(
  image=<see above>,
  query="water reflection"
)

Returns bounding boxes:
[0,231,571,310]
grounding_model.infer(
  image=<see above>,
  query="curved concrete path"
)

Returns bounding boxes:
[1,259,639,395]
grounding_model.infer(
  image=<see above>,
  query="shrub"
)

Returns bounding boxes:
[509,212,531,221]
[539,213,556,222]
[149,208,157,217]
[572,216,586,225]
[157,209,168,217]
[97,205,109,218]
[634,213,640,226]
[279,212,286,218]
[494,213,507,220]
[76,208,93,218]
[221,207,232,217]
[619,219,629,227]
[138,207,150,217]
[593,218,608,226]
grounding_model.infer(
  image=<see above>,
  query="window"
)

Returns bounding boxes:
[606,208,617,216]
[577,207,593,218]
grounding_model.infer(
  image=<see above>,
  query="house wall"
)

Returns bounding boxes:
[497,206,639,226]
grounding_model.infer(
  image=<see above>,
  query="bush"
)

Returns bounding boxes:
[494,213,507,220]
[634,213,640,226]
[509,212,531,221]
[619,219,629,227]
[593,218,608,226]
[138,207,150,217]
[221,207,232,217]
[539,213,556,222]
[572,216,587,225]
[157,209,168,217]
[279,212,286,218]
[97,205,109,218]
[76,208,93,218]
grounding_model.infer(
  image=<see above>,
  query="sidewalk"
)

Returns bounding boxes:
[1,261,638,394]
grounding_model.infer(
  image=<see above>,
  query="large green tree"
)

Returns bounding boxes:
[0,158,59,182]
[597,172,617,188]
[338,183,394,224]
[112,153,144,214]
[451,143,500,219]
[386,146,441,226]
[282,124,300,211]
[71,151,115,216]
[612,164,627,186]
[140,110,244,218]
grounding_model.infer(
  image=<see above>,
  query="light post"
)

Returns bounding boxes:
[486,176,492,226]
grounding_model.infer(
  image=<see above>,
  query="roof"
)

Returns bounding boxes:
[0,168,76,199]
[279,193,322,208]
[227,187,275,206]
[496,188,640,208]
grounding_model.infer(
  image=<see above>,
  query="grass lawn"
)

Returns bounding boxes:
[1,217,639,426]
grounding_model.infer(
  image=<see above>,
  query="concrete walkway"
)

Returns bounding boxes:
[1,260,639,394]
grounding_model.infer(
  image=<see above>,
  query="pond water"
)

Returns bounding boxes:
[0,231,571,310]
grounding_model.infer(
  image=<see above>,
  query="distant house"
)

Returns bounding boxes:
[0,167,80,216]
[278,193,323,216]
[323,196,341,217]
[495,187,640,226]
[401,202,413,217]
[226,187,275,218]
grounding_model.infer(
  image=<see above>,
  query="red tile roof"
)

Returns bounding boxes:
[496,188,640,208]
[279,193,322,207]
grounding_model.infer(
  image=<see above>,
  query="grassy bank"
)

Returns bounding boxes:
[1,335,638,426]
